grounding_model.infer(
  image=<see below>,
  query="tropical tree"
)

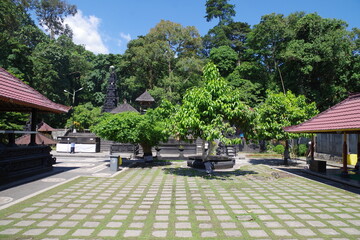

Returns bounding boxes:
[203,21,251,58]
[122,20,204,103]
[0,0,46,81]
[172,62,254,160]
[31,0,77,38]
[246,12,356,110]
[205,0,236,25]
[254,90,319,164]
[65,103,102,131]
[209,45,238,77]
[91,104,172,160]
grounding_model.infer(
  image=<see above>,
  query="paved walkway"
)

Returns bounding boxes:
[0,155,360,239]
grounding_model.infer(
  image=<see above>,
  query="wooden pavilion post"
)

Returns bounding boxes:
[356,134,360,170]
[29,108,37,146]
[341,132,348,176]
[310,134,315,161]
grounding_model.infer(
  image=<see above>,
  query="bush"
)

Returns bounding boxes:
[298,144,307,156]
[273,144,285,154]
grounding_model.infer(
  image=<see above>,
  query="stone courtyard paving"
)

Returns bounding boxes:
[0,161,360,239]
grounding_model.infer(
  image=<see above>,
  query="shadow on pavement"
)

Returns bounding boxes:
[127,160,173,169]
[247,157,360,194]
[162,167,258,180]
[0,166,78,191]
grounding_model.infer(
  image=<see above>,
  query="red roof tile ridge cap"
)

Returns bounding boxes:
[348,92,360,99]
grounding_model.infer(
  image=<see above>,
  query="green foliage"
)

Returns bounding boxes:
[209,45,237,77]
[203,21,251,57]
[172,62,254,159]
[91,105,172,156]
[255,90,319,141]
[33,0,77,38]
[122,20,204,104]
[0,112,29,130]
[66,103,102,131]
[205,0,235,25]
[273,144,285,154]
[246,12,357,110]
[298,143,307,156]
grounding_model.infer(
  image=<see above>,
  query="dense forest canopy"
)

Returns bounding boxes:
[0,0,359,129]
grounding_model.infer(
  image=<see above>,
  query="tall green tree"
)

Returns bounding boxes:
[209,45,237,77]
[32,0,77,39]
[254,90,318,164]
[172,62,254,160]
[246,12,356,110]
[205,0,235,25]
[0,0,46,80]
[65,103,102,131]
[122,20,204,103]
[282,13,354,108]
[203,22,251,58]
[246,13,289,94]
[92,105,172,159]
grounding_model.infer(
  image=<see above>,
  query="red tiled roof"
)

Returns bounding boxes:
[37,121,56,132]
[284,93,360,133]
[15,133,57,145]
[0,68,71,113]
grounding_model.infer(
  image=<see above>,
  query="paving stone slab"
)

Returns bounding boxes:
[247,229,269,238]
[106,221,123,228]
[201,231,217,237]
[59,221,79,227]
[224,230,242,237]
[129,222,144,228]
[48,228,70,236]
[0,228,22,234]
[175,230,192,238]
[175,222,191,229]
[123,229,142,237]
[97,229,118,237]
[72,228,95,236]
[153,222,169,229]
[294,228,316,236]
[340,228,360,235]
[152,230,167,237]
[317,228,340,236]
[23,228,47,235]
[271,229,292,236]
[37,220,57,227]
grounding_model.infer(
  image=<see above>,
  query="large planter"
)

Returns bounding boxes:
[187,155,235,170]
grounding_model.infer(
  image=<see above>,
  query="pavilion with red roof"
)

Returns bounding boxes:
[284,93,360,176]
[0,68,70,183]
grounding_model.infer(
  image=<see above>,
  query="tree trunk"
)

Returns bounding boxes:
[141,143,153,159]
[283,139,289,165]
[202,140,217,162]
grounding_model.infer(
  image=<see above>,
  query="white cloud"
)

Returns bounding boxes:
[117,32,132,50]
[120,32,131,42]
[64,10,109,54]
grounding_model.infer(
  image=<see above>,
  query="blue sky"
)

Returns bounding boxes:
[64,0,360,54]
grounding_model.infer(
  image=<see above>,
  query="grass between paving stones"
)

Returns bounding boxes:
[0,161,360,239]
